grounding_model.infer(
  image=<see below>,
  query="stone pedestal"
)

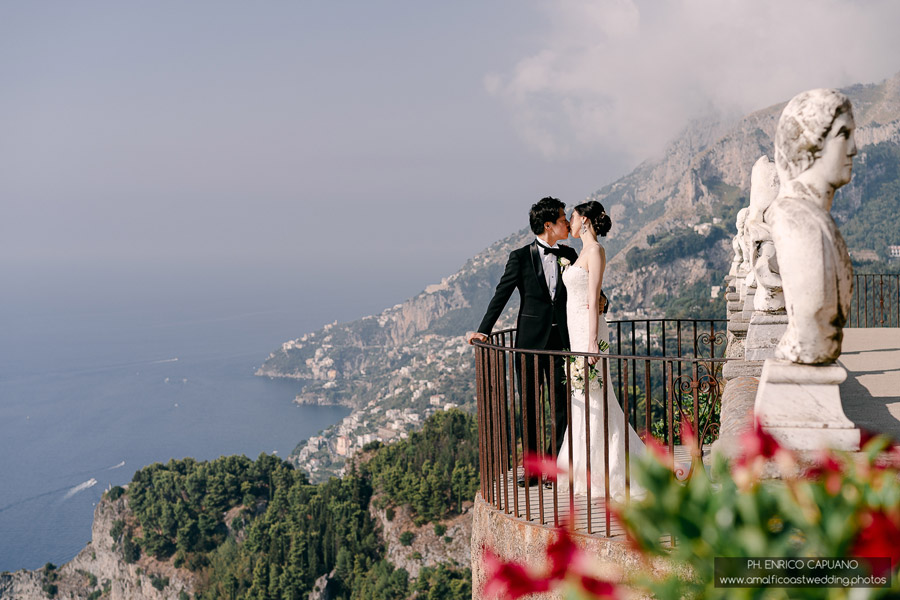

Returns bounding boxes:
[711,376,759,463]
[744,313,788,361]
[755,359,860,450]
[723,359,763,380]
[724,318,761,380]
[726,291,742,315]
[724,321,748,363]
[741,286,757,321]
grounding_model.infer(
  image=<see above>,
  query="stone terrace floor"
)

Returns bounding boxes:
[489,328,900,539]
[493,445,695,539]
[839,327,900,440]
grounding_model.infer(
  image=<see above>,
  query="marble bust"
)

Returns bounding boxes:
[746,156,783,312]
[769,89,856,364]
[730,207,749,280]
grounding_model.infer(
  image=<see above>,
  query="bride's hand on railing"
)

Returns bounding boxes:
[587,339,599,365]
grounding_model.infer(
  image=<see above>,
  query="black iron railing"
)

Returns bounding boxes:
[849,273,900,328]
[473,318,727,537]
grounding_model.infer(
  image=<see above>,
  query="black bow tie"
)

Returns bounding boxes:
[539,244,566,257]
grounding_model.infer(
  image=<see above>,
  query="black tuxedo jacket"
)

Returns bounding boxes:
[477,240,579,350]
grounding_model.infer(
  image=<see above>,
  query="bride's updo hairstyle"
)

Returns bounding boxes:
[574,200,612,237]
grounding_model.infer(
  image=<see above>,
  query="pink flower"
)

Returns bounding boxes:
[546,526,579,580]
[481,547,551,599]
[523,452,564,483]
[644,436,669,463]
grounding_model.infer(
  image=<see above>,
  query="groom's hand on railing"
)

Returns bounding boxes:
[467,331,488,345]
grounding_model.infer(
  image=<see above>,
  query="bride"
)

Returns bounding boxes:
[556,201,647,501]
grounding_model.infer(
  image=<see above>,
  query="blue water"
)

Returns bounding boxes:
[0,263,394,572]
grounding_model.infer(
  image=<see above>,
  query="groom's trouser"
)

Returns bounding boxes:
[515,326,568,457]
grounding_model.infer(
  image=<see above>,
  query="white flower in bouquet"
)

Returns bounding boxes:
[565,340,608,390]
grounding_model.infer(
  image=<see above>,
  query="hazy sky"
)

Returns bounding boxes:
[3,1,899,308]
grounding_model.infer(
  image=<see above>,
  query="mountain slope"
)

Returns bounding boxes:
[258,73,900,478]
[593,72,900,310]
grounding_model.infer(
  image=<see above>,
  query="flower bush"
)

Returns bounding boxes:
[617,425,900,598]
[482,425,900,599]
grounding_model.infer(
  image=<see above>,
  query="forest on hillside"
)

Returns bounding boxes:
[110,410,477,600]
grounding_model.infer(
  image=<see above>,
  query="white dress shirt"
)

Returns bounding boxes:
[535,238,559,300]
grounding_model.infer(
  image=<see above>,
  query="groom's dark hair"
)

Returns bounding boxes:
[529,197,566,235]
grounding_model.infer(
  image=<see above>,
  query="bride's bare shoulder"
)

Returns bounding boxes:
[582,244,604,260]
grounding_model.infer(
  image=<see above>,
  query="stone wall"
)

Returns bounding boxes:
[469,495,685,599]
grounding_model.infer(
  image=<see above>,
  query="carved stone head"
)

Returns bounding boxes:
[774,89,855,186]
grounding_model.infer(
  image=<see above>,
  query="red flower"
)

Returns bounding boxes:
[735,420,782,468]
[482,529,622,599]
[579,575,618,598]
[523,452,564,482]
[481,548,551,599]
[732,421,796,489]
[851,509,900,576]
[546,527,579,580]
[859,428,879,448]
[804,450,844,495]
[873,445,900,471]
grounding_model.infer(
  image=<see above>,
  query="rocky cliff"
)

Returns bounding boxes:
[0,491,198,600]
[369,497,472,580]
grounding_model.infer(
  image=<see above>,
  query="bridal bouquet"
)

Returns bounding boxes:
[565,340,609,391]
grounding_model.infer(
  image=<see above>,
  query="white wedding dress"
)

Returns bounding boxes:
[557,265,647,501]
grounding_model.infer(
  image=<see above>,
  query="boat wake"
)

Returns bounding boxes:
[63,478,98,500]
[0,485,73,514]
[107,460,126,470]
[1,472,110,514]
[11,356,182,381]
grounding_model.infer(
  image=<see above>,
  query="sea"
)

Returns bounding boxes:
[0,261,410,573]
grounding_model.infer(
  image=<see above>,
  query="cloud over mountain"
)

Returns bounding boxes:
[485,0,900,162]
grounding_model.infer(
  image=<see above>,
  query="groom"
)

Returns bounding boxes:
[467,197,577,480]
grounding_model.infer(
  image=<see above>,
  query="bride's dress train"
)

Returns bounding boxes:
[556,265,647,501]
